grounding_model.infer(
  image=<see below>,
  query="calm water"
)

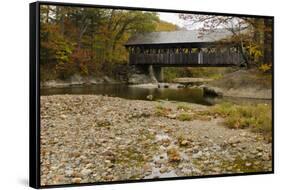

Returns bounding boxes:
[41,84,214,105]
[40,84,271,106]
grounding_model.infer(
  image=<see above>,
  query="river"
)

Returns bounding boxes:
[40,84,271,106]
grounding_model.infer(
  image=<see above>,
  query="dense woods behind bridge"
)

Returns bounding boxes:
[39,5,272,82]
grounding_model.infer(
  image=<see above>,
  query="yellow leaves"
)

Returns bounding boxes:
[248,44,262,58]
[259,63,272,73]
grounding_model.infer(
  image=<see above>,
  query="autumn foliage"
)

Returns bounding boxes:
[40,5,162,80]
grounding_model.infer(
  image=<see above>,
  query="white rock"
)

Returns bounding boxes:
[81,168,92,176]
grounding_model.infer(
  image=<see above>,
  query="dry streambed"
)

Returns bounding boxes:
[40,95,272,186]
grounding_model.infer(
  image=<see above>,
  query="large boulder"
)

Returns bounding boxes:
[128,74,157,84]
[202,86,223,97]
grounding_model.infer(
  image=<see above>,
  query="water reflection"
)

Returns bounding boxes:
[41,84,211,105]
[41,84,271,106]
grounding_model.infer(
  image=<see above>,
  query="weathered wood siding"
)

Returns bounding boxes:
[129,52,243,66]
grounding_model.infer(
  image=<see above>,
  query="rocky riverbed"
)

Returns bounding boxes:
[40,95,272,186]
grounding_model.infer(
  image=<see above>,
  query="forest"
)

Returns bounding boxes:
[40,5,180,81]
[40,5,273,82]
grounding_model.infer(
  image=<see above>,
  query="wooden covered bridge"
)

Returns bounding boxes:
[124,29,244,81]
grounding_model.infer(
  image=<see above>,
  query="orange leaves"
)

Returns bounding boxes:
[70,49,95,76]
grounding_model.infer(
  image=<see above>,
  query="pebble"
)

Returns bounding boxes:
[167,114,177,119]
[65,169,74,177]
[103,175,114,181]
[86,163,93,168]
[60,114,67,119]
[81,168,92,176]
[40,95,272,184]
[71,177,82,183]
[143,163,152,172]
[160,167,168,173]
[227,166,233,170]
[192,151,203,159]
[257,152,263,157]
[212,167,221,172]
[180,140,189,146]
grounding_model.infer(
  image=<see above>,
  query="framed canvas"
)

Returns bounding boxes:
[30,1,274,188]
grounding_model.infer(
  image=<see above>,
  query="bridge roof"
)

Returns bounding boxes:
[125,29,234,46]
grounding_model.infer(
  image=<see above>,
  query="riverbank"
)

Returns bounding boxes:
[40,74,123,88]
[40,94,272,186]
[207,69,272,99]
[41,68,272,100]
[40,65,157,88]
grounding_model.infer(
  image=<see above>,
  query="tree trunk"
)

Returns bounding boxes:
[263,18,273,65]
[238,44,249,68]
[46,5,49,23]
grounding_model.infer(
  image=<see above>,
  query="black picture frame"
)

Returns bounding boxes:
[30,1,274,189]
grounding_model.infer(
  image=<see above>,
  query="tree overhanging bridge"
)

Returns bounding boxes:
[124,29,245,81]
